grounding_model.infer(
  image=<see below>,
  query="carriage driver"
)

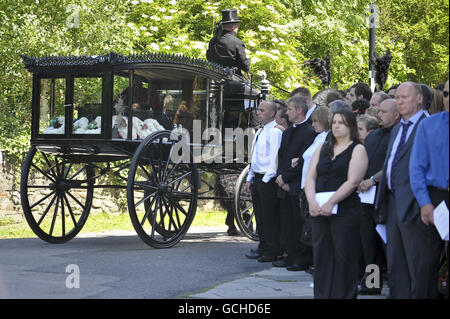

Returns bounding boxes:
[206,8,250,80]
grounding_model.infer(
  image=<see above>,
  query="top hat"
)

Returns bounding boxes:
[221,8,241,24]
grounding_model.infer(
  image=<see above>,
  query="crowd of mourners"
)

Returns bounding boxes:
[244,79,449,299]
[205,7,448,300]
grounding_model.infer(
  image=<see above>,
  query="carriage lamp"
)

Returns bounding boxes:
[259,72,271,96]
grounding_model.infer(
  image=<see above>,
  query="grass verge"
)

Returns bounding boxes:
[0,210,229,239]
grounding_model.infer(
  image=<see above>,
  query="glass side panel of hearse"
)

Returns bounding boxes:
[111,69,207,140]
[72,77,103,135]
[38,78,66,135]
[38,76,104,136]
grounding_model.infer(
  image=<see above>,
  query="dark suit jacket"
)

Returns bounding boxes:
[277,122,316,196]
[155,112,173,130]
[206,30,250,73]
[364,127,392,178]
[375,113,426,224]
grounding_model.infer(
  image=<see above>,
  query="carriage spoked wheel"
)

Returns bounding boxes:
[127,130,199,248]
[20,146,94,243]
[234,165,258,241]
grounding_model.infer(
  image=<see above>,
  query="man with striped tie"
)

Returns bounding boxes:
[375,82,432,298]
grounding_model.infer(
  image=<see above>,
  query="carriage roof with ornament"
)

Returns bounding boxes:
[20,52,268,247]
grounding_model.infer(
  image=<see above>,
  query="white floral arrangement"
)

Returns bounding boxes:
[73,116,101,134]
[43,117,65,134]
[114,116,165,140]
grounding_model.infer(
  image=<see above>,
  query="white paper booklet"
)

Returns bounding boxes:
[376,224,387,244]
[433,201,449,241]
[315,192,338,215]
[358,186,377,204]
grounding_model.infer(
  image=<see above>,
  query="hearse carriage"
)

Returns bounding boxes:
[20,52,267,248]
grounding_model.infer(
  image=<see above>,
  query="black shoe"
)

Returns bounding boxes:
[250,248,261,254]
[257,255,279,263]
[227,227,240,236]
[358,285,382,295]
[272,259,289,268]
[358,271,383,295]
[245,251,262,259]
[305,265,314,275]
[287,263,309,271]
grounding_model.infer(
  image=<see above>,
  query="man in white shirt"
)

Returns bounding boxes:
[245,100,283,262]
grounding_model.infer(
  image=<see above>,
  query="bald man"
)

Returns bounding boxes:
[375,82,429,298]
[359,99,401,192]
[357,99,400,295]
[369,92,391,110]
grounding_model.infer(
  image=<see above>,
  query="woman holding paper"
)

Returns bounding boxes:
[305,108,368,299]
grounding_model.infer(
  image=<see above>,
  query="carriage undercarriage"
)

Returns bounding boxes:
[21,138,255,248]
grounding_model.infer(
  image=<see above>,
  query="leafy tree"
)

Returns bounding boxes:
[0,0,448,161]
[0,0,136,158]
[126,0,307,94]
[376,0,449,87]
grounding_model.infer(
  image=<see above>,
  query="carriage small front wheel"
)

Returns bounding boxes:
[127,130,199,248]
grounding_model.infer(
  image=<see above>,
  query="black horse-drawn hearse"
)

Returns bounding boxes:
[20,52,268,248]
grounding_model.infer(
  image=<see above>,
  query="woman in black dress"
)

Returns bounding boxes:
[305,108,368,299]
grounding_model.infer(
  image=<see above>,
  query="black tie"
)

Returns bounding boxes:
[390,121,412,192]
[250,127,263,168]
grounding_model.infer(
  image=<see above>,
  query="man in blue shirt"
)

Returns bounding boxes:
[410,79,449,223]
[410,79,449,298]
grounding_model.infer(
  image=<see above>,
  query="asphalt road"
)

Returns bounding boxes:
[0,227,270,299]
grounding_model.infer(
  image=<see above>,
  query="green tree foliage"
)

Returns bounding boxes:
[0,0,448,159]
[279,0,448,89]
[126,0,307,94]
[0,0,135,157]
[286,0,375,89]
[376,0,449,87]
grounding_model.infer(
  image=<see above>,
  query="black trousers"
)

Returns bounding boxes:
[279,194,312,265]
[311,206,361,299]
[428,187,449,299]
[360,204,387,277]
[386,191,443,299]
[251,176,280,257]
[225,211,235,229]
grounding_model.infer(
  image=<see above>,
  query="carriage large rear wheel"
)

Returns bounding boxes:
[127,130,199,248]
[234,165,258,241]
[20,146,94,243]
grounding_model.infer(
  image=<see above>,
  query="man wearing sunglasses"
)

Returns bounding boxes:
[409,79,449,298]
